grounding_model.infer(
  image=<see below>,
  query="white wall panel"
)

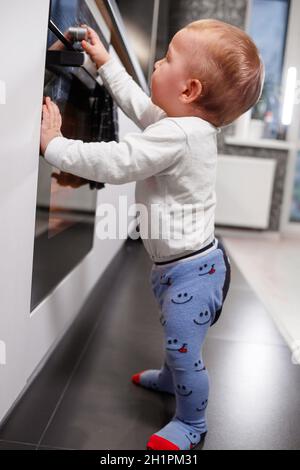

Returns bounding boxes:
[0,0,136,423]
[216,155,276,229]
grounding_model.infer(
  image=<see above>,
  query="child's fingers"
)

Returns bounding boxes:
[49,101,61,129]
[41,105,50,130]
[53,102,62,127]
[81,39,91,53]
[42,104,50,118]
[45,97,53,119]
[43,95,51,105]
[46,100,54,127]
[42,97,62,130]
[83,25,98,45]
[57,111,62,128]
[47,99,57,121]
[47,100,57,128]
[52,101,61,116]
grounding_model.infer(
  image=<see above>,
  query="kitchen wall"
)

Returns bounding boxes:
[166,0,248,141]
[0,0,136,425]
[158,0,287,232]
[218,139,289,231]
[168,0,248,38]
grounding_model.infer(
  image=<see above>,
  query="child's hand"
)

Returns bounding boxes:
[51,171,89,188]
[80,24,111,68]
[40,97,63,156]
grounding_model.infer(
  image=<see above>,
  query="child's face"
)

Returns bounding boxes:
[151,29,193,116]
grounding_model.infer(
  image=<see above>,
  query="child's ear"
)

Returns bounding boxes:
[181,79,202,104]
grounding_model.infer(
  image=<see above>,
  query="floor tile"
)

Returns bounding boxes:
[223,236,300,351]
[208,287,286,346]
[1,238,299,450]
[202,337,300,450]
[0,244,130,444]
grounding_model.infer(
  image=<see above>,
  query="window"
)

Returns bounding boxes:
[249,0,290,140]
[290,152,300,222]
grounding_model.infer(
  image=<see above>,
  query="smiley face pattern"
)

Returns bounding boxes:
[149,239,231,450]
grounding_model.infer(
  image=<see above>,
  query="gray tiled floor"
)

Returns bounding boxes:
[0,440,36,450]
[0,237,299,450]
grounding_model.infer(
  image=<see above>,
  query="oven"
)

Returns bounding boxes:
[31,0,118,311]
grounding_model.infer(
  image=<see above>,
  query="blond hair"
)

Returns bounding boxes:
[186,19,265,128]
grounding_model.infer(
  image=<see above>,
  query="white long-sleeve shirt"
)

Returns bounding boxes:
[44,57,221,263]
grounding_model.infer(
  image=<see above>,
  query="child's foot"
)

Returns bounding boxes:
[131,368,174,395]
[146,417,207,450]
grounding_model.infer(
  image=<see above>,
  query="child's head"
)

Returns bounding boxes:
[151,19,265,128]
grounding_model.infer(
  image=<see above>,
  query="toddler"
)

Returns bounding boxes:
[41,19,264,450]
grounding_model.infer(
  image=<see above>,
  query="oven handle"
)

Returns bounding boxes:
[46,50,84,68]
[48,19,74,51]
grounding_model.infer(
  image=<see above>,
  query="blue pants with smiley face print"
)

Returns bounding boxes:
[147,238,231,450]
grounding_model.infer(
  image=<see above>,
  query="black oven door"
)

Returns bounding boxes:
[31,0,118,311]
